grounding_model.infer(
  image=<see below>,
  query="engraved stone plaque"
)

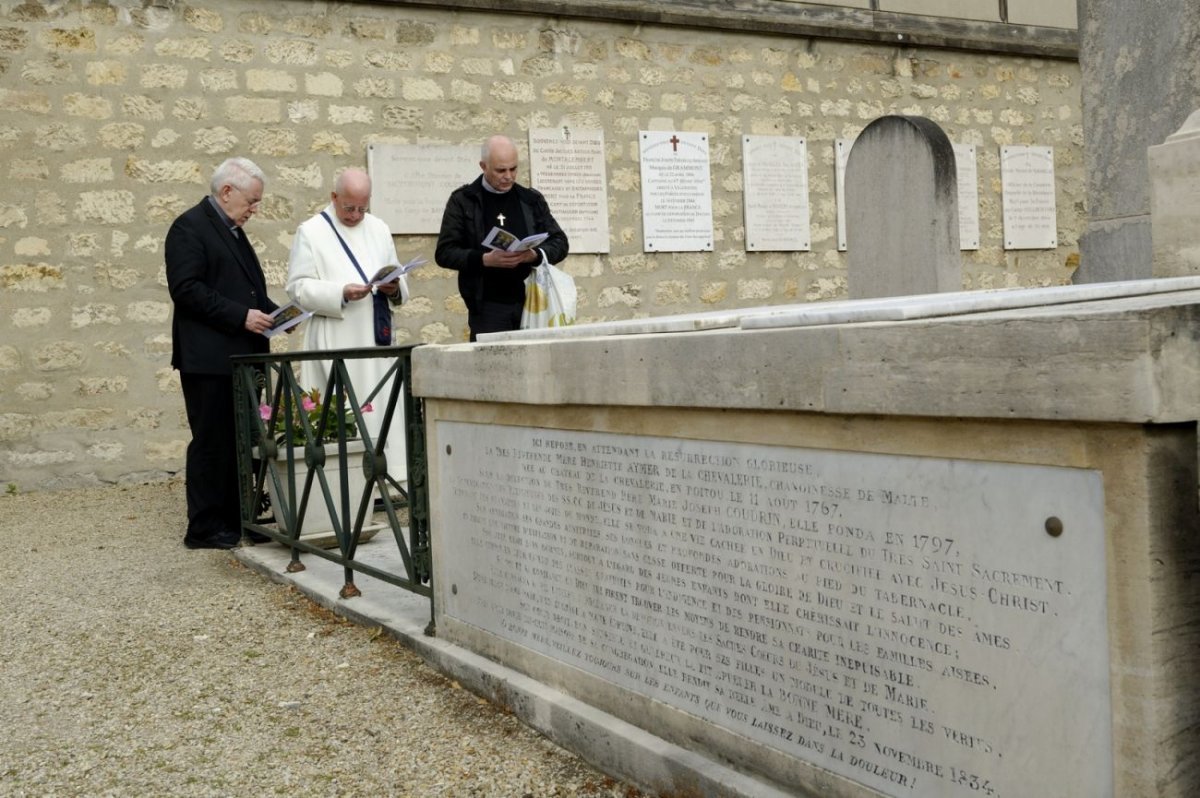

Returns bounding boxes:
[742,135,811,252]
[1000,146,1058,250]
[836,138,853,252]
[639,131,714,252]
[367,142,478,235]
[952,143,980,251]
[436,422,1111,798]
[529,127,610,254]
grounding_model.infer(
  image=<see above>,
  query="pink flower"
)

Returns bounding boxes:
[301,396,317,411]
[259,404,272,420]
[361,403,373,413]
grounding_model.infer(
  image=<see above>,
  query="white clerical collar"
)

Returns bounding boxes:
[323,203,353,231]
[481,176,510,194]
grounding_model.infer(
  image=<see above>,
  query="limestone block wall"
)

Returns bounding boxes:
[0,0,1083,491]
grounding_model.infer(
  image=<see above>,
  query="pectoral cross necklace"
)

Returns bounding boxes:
[496,212,506,226]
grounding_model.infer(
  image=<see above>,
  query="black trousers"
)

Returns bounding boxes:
[468,300,523,341]
[180,372,241,543]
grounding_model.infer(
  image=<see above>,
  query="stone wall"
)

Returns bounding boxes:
[0,0,1083,491]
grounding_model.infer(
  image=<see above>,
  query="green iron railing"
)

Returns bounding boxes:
[231,345,433,632]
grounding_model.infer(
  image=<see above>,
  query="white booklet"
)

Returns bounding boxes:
[263,301,313,338]
[481,227,549,252]
[369,255,427,287]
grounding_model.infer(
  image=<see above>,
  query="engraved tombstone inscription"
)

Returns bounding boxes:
[367,142,478,235]
[742,135,811,252]
[1000,145,1058,250]
[639,131,714,252]
[836,138,853,252]
[952,143,980,251]
[437,423,1112,798]
[528,127,611,254]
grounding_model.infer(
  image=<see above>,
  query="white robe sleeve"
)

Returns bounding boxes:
[286,222,348,318]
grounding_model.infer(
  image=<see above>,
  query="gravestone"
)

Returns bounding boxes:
[835,138,853,251]
[366,142,477,234]
[999,146,1058,250]
[415,278,1200,797]
[951,143,980,251]
[1149,109,1200,277]
[844,116,961,299]
[638,131,714,253]
[528,127,611,254]
[742,135,811,252]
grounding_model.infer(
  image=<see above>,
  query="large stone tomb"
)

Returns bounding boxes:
[413,279,1200,797]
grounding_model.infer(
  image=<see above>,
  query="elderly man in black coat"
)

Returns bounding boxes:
[166,157,277,550]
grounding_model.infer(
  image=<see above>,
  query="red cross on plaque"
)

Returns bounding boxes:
[669,134,680,151]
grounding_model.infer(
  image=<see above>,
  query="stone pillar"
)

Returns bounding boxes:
[1076,0,1200,283]
[844,115,961,299]
[1149,110,1200,277]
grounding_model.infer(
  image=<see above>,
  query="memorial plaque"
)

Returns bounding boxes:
[952,143,980,251]
[437,422,1111,798]
[835,138,853,252]
[742,135,811,252]
[529,128,610,254]
[1000,146,1058,250]
[366,142,478,235]
[639,131,714,252]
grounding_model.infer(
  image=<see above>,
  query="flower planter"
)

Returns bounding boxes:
[262,440,378,540]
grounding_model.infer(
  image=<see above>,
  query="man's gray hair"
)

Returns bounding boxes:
[210,157,265,196]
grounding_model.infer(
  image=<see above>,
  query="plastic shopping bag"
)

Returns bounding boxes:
[520,255,577,329]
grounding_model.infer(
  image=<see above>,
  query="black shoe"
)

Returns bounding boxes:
[183,530,240,550]
[244,529,272,544]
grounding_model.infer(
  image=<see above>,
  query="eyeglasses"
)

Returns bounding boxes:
[230,184,262,208]
[339,204,369,214]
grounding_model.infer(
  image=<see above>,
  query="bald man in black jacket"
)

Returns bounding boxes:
[436,134,568,340]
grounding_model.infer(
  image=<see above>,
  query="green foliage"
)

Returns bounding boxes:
[260,387,370,446]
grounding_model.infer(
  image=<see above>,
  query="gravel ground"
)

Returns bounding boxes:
[0,478,640,797]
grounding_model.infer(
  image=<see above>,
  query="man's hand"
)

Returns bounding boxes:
[376,280,401,297]
[342,283,371,302]
[483,248,536,269]
[244,308,273,334]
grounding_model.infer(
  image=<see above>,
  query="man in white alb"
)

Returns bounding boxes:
[286,167,412,487]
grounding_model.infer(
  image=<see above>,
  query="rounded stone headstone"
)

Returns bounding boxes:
[845,115,961,299]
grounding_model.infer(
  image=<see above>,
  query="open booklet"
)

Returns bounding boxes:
[369,255,427,286]
[482,227,549,253]
[263,301,313,338]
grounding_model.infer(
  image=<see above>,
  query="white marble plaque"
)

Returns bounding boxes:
[437,423,1112,798]
[742,135,811,252]
[639,131,714,252]
[1000,146,1058,250]
[528,128,610,254]
[952,143,980,251]
[367,142,478,235]
[835,138,853,252]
